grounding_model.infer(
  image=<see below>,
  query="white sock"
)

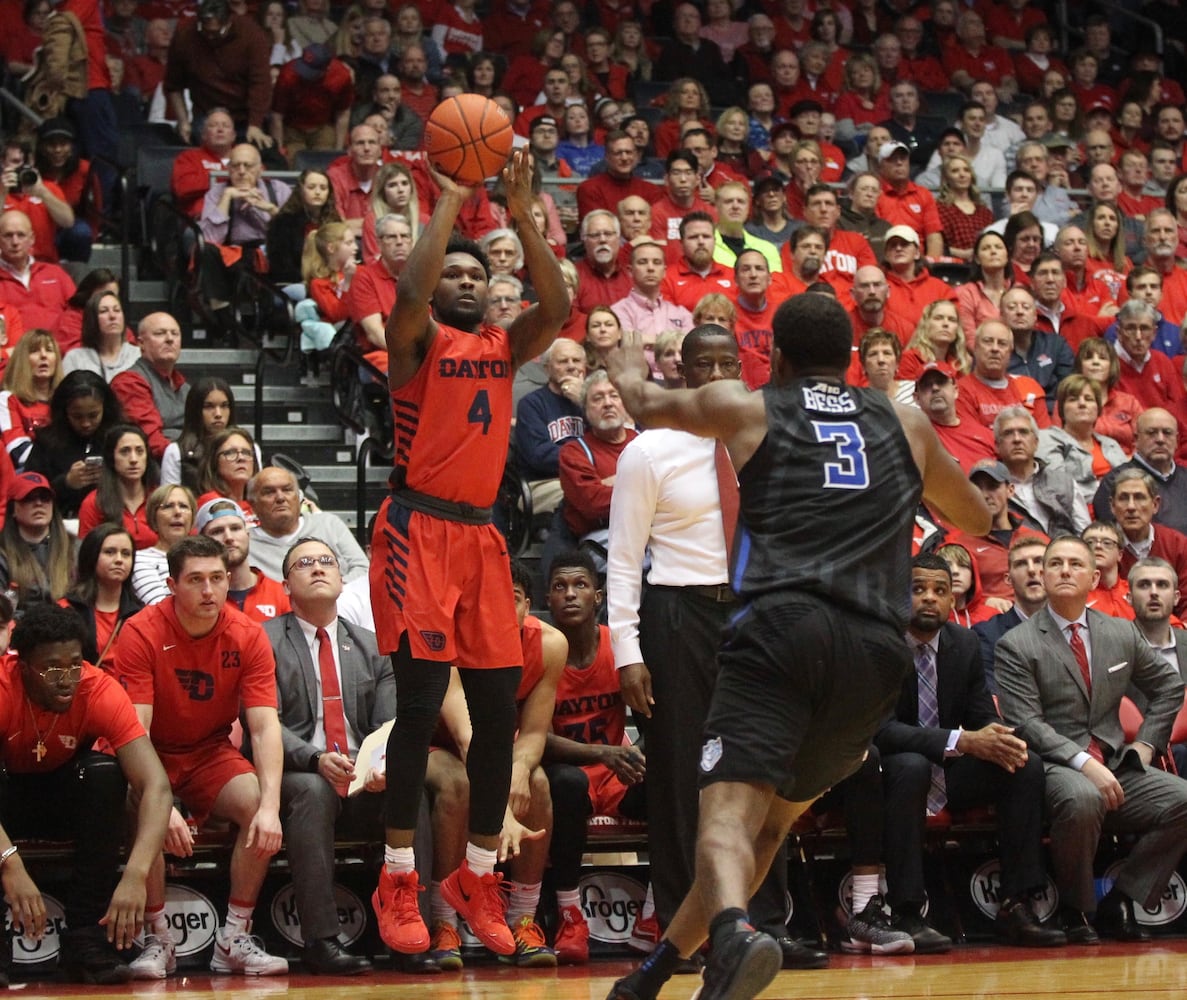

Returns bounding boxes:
[556,888,580,911]
[430,880,457,927]
[640,883,655,920]
[224,900,254,937]
[464,841,497,877]
[505,880,542,922]
[145,905,172,942]
[852,873,881,914]
[384,845,415,874]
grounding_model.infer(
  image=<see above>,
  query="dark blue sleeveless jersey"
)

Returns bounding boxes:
[732,377,923,632]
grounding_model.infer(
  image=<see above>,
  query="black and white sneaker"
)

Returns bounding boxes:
[841,896,915,955]
[697,919,782,1000]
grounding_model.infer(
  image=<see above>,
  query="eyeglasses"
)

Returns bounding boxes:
[290,554,338,571]
[218,448,253,460]
[36,663,83,684]
[1085,537,1119,549]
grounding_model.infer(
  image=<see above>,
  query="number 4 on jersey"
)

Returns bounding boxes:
[813,420,870,490]
[468,389,492,434]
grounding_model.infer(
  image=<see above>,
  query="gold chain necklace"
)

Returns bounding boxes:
[25,699,61,762]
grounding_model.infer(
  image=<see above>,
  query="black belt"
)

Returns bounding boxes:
[391,487,493,525]
[650,583,736,603]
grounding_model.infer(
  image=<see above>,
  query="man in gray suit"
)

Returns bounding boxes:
[266,536,395,975]
[996,536,1187,944]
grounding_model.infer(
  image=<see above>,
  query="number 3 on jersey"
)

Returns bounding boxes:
[813,421,869,490]
[468,389,492,434]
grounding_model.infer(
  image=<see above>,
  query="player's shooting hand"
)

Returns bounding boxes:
[502,148,537,221]
[246,807,283,857]
[605,327,650,388]
[101,872,147,949]
[602,744,646,785]
[2,860,45,940]
[164,806,195,857]
[498,812,545,862]
[619,662,654,718]
[428,164,475,202]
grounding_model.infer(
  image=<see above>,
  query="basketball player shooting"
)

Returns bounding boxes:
[603,295,992,1000]
[368,148,570,958]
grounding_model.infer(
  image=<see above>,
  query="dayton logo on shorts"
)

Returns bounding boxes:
[175,669,215,701]
[419,630,447,652]
[700,736,723,773]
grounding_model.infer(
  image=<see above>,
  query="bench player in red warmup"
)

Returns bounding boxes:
[368,147,569,958]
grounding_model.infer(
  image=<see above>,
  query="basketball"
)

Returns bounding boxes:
[424,95,515,186]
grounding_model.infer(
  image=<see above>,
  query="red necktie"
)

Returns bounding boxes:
[715,440,740,560]
[1068,623,1106,764]
[316,626,350,790]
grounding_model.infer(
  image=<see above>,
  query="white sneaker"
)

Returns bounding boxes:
[209,929,289,976]
[129,934,177,979]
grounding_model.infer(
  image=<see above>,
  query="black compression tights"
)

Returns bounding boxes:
[384,635,522,837]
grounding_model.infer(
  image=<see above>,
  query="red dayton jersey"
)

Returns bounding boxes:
[551,624,625,747]
[0,658,143,773]
[518,613,546,704]
[390,322,514,507]
[114,597,276,755]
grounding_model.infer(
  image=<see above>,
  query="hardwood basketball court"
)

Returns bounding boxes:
[10,942,1187,999]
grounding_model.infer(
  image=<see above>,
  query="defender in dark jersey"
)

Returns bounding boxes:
[604,294,991,1000]
[368,149,569,960]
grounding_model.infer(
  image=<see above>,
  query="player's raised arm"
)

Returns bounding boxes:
[502,150,570,368]
[385,167,476,389]
[894,401,992,536]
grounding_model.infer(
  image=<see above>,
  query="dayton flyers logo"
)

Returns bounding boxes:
[419,631,447,652]
[175,669,215,701]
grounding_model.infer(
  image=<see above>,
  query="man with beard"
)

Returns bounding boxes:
[846,265,915,346]
[783,185,876,293]
[1127,558,1187,772]
[913,363,996,472]
[779,225,826,296]
[368,151,568,961]
[197,498,290,623]
[661,213,736,313]
[558,372,638,541]
[874,554,1065,949]
[732,249,779,390]
[574,210,632,313]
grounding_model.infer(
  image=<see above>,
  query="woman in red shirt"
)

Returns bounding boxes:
[0,329,61,470]
[77,424,159,549]
[196,427,260,526]
[61,522,143,669]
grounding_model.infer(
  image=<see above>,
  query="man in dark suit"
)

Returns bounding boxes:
[1127,557,1187,774]
[996,536,1187,943]
[974,535,1048,691]
[876,555,1066,949]
[266,536,395,975]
